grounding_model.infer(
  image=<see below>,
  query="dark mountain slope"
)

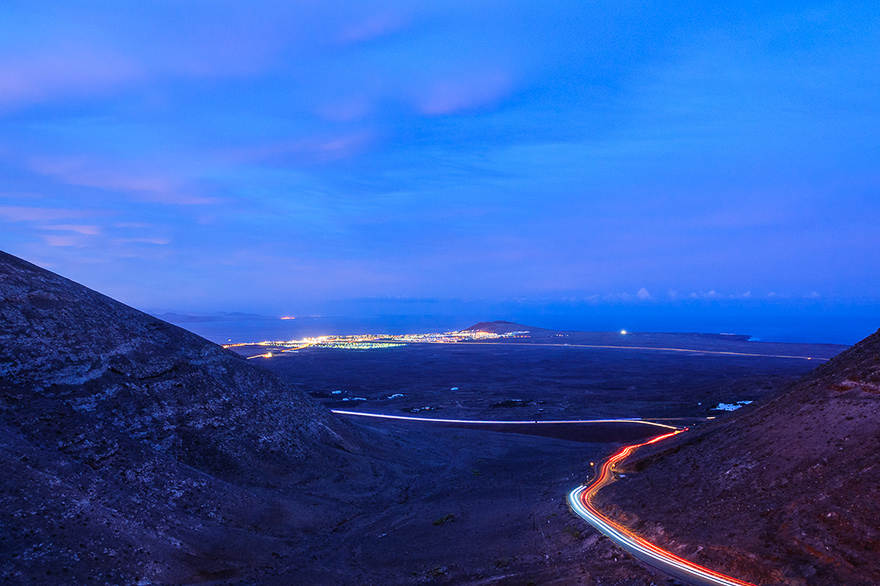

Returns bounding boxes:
[601,328,880,585]
[0,251,379,584]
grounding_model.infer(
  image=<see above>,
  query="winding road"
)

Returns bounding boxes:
[333,412,758,584]
[568,430,758,586]
[330,410,678,429]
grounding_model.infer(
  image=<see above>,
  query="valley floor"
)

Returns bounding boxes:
[282,419,670,586]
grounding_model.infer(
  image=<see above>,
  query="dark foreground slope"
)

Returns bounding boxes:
[601,328,880,585]
[0,251,377,584]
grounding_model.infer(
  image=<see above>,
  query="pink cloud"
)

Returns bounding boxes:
[44,234,88,247]
[417,70,513,116]
[315,95,373,122]
[30,157,218,205]
[41,224,102,235]
[0,47,141,110]
[0,205,93,222]
[336,12,409,45]
[0,17,287,111]
[218,131,374,165]
[113,222,154,229]
[32,157,172,191]
[114,237,170,245]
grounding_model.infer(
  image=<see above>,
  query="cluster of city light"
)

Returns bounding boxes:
[393,329,529,343]
[312,341,404,350]
[223,329,530,355]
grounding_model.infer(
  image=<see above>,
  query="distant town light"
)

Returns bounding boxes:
[620,329,627,335]
[223,328,531,352]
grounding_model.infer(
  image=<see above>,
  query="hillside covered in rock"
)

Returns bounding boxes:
[0,250,377,584]
[601,328,880,585]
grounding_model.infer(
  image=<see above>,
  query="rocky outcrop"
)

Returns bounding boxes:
[0,250,370,584]
[601,328,880,586]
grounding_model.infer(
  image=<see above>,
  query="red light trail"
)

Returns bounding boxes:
[568,430,759,586]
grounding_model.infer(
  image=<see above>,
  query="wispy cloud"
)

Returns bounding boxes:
[29,156,218,205]
[0,47,141,110]
[603,289,656,302]
[417,70,513,116]
[685,290,768,300]
[0,206,94,222]
[114,237,170,245]
[41,224,101,235]
[114,222,154,229]
[337,12,409,45]
[217,132,374,165]
[315,95,374,122]
[44,234,90,247]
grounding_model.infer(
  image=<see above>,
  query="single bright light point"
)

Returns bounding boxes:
[620,330,627,335]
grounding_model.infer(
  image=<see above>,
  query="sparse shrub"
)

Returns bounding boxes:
[432,513,455,526]
[490,399,531,408]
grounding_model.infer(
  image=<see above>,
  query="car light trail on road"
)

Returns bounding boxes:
[568,431,759,586]
[331,410,679,429]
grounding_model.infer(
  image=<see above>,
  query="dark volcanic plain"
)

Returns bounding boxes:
[251,324,840,423]
[2,250,870,586]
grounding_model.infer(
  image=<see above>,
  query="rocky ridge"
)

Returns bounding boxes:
[601,327,880,585]
[0,250,375,584]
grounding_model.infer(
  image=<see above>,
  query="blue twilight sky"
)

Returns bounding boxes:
[1,1,879,338]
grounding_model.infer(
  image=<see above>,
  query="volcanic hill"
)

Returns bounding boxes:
[600,327,880,585]
[464,320,547,334]
[0,250,379,584]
